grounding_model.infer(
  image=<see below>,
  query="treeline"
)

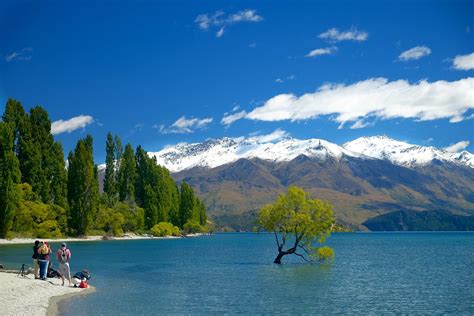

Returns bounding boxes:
[0,98,207,238]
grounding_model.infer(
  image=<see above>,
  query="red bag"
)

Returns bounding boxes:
[79,280,88,288]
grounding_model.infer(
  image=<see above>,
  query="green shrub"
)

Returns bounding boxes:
[182,220,207,234]
[317,246,335,262]
[36,220,62,238]
[150,222,181,237]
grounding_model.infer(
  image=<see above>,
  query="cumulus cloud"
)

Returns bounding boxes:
[5,47,33,62]
[306,46,338,58]
[398,46,431,61]
[223,77,474,128]
[158,116,213,134]
[444,140,470,152]
[318,27,368,42]
[51,115,94,135]
[453,52,474,70]
[195,9,263,37]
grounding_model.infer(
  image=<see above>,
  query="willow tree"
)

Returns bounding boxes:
[258,186,335,264]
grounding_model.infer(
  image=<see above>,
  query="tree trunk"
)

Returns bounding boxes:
[274,251,285,264]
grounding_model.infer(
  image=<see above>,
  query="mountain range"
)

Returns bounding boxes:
[105,135,474,231]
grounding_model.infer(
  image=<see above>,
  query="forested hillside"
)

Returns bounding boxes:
[0,99,207,238]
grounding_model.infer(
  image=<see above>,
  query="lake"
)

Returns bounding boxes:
[1,232,473,315]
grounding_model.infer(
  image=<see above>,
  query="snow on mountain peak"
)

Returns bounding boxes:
[130,134,474,173]
[343,136,474,168]
[150,136,358,173]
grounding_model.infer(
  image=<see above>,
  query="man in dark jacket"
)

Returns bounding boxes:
[32,240,40,279]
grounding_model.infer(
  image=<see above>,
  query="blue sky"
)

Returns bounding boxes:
[1,0,473,162]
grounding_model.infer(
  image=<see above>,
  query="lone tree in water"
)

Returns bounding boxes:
[258,186,335,264]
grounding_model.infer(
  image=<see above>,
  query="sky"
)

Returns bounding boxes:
[1,0,473,163]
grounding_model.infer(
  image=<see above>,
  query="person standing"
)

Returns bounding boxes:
[56,242,72,286]
[37,241,51,280]
[32,240,40,279]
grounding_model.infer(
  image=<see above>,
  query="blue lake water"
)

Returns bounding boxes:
[1,232,473,315]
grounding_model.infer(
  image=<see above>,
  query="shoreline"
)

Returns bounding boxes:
[0,271,92,316]
[0,233,204,245]
[46,285,96,316]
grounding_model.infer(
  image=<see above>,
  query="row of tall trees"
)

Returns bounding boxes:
[0,98,207,238]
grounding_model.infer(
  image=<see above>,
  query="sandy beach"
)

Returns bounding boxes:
[0,271,93,316]
[0,233,204,245]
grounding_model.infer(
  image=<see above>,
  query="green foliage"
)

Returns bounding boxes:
[50,142,68,208]
[118,143,137,202]
[103,132,117,204]
[135,147,182,229]
[11,183,65,238]
[1,99,207,239]
[150,222,181,237]
[182,220,207,234]
[0,122,21,237]
[258,186,335,264]
[316,246,335,262]
[67,135,99,236]
[94,206,125,236]
[179,182,195,227]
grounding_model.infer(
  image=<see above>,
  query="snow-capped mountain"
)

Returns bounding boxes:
[148,135,474,173]
[343,135,474,168]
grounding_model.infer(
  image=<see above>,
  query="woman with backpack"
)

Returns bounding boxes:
[56,243,72,286]
[37,241,51,280]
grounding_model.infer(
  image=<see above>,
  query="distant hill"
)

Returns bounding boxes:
[99,135,474,231]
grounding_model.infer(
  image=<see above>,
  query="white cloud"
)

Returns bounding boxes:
[453,52,474,70]
[318,27,368,42]
[444,140,470,152]
[5,47,33,62]
[275,78,284,83]
[398,46,431,61]
[221,110,248,126]
[158,116,213,134]
[195,9,263,37]
[216,27,225,38]
[306,46,338,58]
[287,74,296,80]
[249,128,289,143]
[51,115,94,135]
[350,119,372,129]
[249,42,257,48]
[224,77,474,128]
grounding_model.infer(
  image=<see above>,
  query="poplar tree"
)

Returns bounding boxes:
[179,181,195,227]
[2,98,27,155]
[0,122,21,238]
[118,143,137,202]
[50,142,67,208]
[67,135,98,235]
[29,106,54,203]
[103,132,116,203]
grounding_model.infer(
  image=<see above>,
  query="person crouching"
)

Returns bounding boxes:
[72,269,91,288]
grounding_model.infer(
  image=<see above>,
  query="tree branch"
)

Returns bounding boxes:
[294,252,311,262]
[298,244,312,256]
[274,232,281,250]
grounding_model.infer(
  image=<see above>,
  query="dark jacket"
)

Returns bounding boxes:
[32,245,39,259]
[73,271,91,280]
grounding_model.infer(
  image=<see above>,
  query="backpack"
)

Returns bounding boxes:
[59,249,68,263]
[38,244,49,255]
